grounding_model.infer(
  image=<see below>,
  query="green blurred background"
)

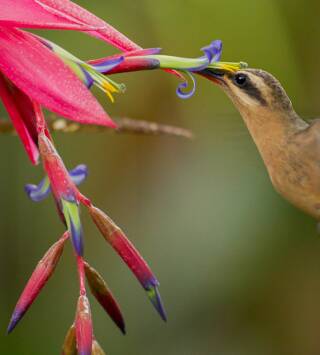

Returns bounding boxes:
[1,0,320,354]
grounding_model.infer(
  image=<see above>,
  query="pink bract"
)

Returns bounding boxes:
[0,0,141,51]
[0,27,115,128]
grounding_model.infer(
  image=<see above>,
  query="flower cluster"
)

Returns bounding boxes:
[9,126,166,354]
[0,0,246,354]
[1,1,166,353]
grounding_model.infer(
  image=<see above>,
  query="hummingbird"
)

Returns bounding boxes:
[201,67,320,221]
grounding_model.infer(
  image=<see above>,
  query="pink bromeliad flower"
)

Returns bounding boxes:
[2,1,167,354]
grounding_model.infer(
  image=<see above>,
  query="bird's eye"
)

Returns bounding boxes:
[234,73,247,87]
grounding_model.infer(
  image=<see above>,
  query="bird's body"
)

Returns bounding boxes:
[245,110,320,219]
[204,67,320,220]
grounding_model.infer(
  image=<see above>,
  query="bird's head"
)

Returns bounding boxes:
[201,67,295,118]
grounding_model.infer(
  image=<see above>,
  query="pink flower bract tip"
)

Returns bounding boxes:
[88,205,167,321]
[7,233,68,333]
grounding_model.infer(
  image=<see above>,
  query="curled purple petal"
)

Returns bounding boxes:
[176,72,196,99]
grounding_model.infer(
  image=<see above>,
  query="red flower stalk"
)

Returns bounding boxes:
[75,295,93,355]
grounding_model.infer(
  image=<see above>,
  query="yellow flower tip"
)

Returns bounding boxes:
[209,61,249,74]
[105,90,115,103]
[102,81,118,93]
[219,63,239,73]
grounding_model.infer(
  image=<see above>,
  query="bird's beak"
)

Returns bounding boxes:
[199,68,227,86]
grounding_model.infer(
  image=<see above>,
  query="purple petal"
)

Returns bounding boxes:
[69,164,88,186]
[176,72,196,99]
[25,177,51,202]
[91,56,124,74]
[201,40,223,63]
[25,164,88,202]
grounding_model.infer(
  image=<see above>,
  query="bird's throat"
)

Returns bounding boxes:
[237,106,308,170]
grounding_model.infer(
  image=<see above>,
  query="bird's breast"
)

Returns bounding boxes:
[238,107,320,219]
[261,139,320,219]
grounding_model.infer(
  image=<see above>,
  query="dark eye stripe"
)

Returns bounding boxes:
[234,75,267,106]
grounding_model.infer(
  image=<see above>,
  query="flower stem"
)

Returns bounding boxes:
[77,256,86,296]
[0,117,193,139]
